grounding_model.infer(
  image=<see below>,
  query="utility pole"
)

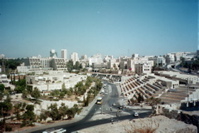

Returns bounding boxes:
[187,78,189,107]
[2,58,5,73]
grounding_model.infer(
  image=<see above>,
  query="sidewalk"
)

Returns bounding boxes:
[76,92,100,118]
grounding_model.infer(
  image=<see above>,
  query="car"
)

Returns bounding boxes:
[96,97,103,105]
[117,106,125,110]
[134,112,139,117]
[42,128,66,133]
[112,103,116,106]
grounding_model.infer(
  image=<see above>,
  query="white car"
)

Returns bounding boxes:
[134,112,139,117]
[42,128,66,133]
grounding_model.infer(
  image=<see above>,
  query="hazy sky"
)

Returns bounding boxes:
[0,0,198,58]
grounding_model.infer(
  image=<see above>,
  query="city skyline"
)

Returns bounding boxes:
[0,0,198,58]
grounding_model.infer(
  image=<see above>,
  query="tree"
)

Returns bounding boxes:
[26,104,34,111]
[0,101,13,116]
[66,108,75,119]
[67,60,74,72]
[21,105,36,126]
[39,111,48,121]
[59,92,65,99]
[48,103,61,120]
[31,87,41,99]
[14,103,23,120]
[180,57,185,67]
[0,84,5,92]
[14,86,24,93]
[50,90,60,97]
[59,103,68,119]
[74,61,80,70]
[14,79,26,93]
[62,83,66,91]
[22,90,29,99]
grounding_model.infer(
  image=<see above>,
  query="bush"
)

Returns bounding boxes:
[5,125,12,131]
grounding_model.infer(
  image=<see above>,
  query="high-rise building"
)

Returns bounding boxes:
[71,52,79,64]
[61,49,67,60]
[50,49,57,58]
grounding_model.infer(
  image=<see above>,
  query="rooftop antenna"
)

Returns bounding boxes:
[128,49,129,57]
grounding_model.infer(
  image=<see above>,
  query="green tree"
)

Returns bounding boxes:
[59,103,68,119]
[22,89,29,99]
[66,88,73,97]
[180,57,185,67]
[21,105,35,126]
[67,60,74,72]
[0,101,13,117]
[14,86,25,93]
[48,103,61,120]
[31,87,41,99]
[62,83,67,93]
[14,79,26,93]
[14,103,22,120]
[59,92,65,99]
[3,94,13,114]
[74,61,80,70]
[39,111,48,121]
[66,109,75,119]
[0,84,5,92]
[50,90,60,98]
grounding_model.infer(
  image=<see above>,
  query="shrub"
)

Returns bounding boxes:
[5,125,12,131]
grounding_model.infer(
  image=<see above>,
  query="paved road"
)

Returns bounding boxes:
[25,82,152,133]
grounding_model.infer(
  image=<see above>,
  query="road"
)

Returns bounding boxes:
[28,82,152,133]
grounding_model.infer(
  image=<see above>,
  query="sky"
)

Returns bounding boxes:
[0,0,198,58]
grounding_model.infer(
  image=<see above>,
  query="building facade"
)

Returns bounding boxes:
[71,52,79,65]
[61,49,67,60]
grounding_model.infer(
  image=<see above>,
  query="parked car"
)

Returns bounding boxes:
[134,112,139,117]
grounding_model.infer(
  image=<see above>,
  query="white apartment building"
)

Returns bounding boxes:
[61,49,67,60]
[132,54,139,59]
[80,55,88,60]
[51,58,67,71]
[17,63,30,73]
[156,56,166,67]
[26,71,87,91]
[28,57,42,69]
[104,55,113,62]
[172,52,186,61]
[79,55,89,68]
[0,74,10,87]
[119,56,129,70]
[135,63,152,75]
[184,52,196,61]
[108,58,119,69]
[166,53,175,64]
[71,52,79,65]
[24,56,66,71]
[127,56,153,72]
[88,54,103,66]
[40,58,51,69]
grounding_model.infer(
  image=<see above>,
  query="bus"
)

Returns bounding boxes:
[96,97,103,105]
